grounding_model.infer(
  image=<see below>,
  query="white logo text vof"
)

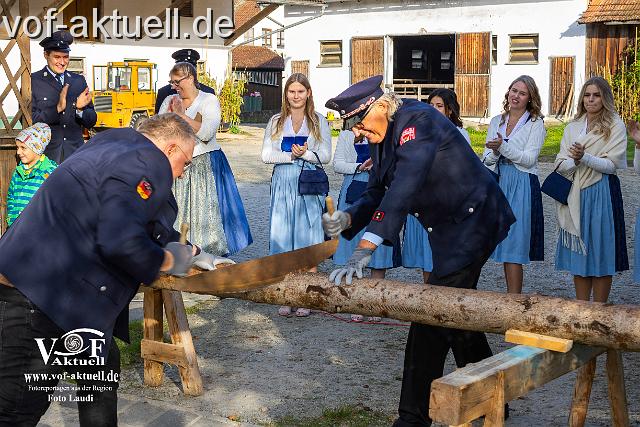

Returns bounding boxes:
[35,328,106,366]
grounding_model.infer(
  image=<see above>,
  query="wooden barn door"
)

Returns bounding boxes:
[549,56,575,117]
[351,37,384,84]
[291,60,309,78]
[455,32,490,117]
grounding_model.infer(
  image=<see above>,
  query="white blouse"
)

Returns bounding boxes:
[261,112,332,165]
[159,90,221,157]
[333,130,363,175]
[482,113,546,175]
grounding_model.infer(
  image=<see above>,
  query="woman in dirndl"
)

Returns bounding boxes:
[159,62,252,257]
[482,75,545,294]
[333,130,400,321]
[402,88,470,284]
[553,76,628,302]
[262,73,332,317]
[629,119,640,283]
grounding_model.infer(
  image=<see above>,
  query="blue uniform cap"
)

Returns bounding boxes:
[39,31,73,52]
[325,75,384,130]
[172,49,200,66]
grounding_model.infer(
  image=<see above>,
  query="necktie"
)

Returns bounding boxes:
[56,74,63,86]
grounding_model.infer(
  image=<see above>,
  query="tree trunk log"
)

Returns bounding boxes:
[150,272,640,351]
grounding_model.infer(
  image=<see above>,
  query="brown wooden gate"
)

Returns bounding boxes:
[351,37,384,84]
[291,60,309,78]
[454,32,490,117]
[549,56,575,117]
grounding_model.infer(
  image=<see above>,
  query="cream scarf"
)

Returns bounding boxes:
[554,116,627,253]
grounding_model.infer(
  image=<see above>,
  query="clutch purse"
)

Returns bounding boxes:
[541,164,572,205]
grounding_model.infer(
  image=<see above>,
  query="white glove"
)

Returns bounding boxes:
[329,248,373,285]
[322,210,350,237]
[192,251,236,271]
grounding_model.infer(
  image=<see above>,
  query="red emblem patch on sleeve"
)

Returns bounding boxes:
[137,177,153,200]
[399,126,416,146]
[372,210,385,222]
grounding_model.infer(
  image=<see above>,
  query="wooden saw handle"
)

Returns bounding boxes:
[325,196,335,216]
[179,223,189,245]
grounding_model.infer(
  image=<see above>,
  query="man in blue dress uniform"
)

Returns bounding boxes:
[0,114,210,426]
[31,31,97,163]
[323,76,515,426]
[154,48,216,114]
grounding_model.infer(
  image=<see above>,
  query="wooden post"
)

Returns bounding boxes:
[142,288,164,387]
[606,350,629,427]
[569,358,597,427]
[162,289,203,396]
[140,287,203,396]
[483,371,505,427]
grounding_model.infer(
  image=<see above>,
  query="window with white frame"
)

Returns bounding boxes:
[244,28,254,45]
[509,34,539,64]
[319,40,342,67]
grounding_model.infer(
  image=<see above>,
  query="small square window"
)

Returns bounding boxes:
[509,34,539,64]
[320,40,342,67]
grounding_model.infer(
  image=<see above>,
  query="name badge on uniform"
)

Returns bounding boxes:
[399,127,416,146]
[137,177,153,200]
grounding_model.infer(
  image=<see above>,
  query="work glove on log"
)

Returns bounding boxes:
[164,242,193,277]
[322,210,350,238]
[329,247,373,285]
[192,251,236,271]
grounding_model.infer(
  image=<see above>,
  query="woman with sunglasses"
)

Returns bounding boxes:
[159,62,252,258]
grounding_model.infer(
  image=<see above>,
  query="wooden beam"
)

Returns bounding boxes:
[151,272,640,351]
[224,4,279,46]
[143,288,165,387]
[569,359,597,426]
[428,344,603,425]
[505,329,573,353]
[141,339,188,368]
[606,350,630,426]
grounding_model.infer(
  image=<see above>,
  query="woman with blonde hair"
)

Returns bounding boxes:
[554,76,628,302]
[262,73,331,317]
[159,62,252,259]
[482,75,546,294]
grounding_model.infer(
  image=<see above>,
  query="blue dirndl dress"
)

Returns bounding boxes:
[334,171,400,268]
[402,215,433,272]
[268,130,325,255]
[491,159,544,264]
[555,174,628,276]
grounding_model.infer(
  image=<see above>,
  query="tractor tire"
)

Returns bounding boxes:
[129,112,148,130]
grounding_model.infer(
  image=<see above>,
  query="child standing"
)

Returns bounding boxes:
[7,123,57,227]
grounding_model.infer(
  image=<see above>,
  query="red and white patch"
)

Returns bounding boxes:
[372,210,385,222]
[399,127,416,146]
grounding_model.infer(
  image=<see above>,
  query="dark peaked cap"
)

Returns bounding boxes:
[39,30,73,52]
[325,75,384,130]
[172,49,200,66]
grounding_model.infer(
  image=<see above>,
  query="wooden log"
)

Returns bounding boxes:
[150,272,640,351]
[162,290,203,396]
[606,350,629,427]
[429,344,603,425]
[569,358,597,427]
[505,329,573,353]
[143,288,164,387]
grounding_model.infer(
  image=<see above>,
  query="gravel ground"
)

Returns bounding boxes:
[119,125,640,426]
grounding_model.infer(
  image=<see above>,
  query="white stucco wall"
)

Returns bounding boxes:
[281,0,588,119]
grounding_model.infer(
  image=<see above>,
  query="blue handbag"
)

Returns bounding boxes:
[541,164,572,205]
[345,170,368,204]
[298,151,329,196]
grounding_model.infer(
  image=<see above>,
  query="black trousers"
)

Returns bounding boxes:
[0,286,120,427]
[395,252,494,427]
